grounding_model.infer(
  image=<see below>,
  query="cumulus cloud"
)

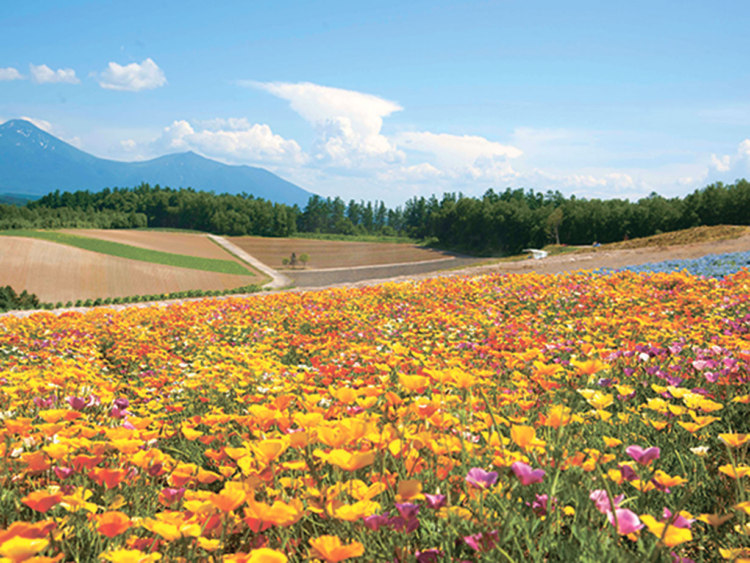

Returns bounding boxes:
[29,64,79,84]
[394,131,522,181]
[151,119,307,165]
[98,58,166,92]
[709,139,750,178]
[252,81,404,167]
[0,67,23,81]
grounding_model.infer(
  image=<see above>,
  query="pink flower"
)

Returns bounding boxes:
[159,487,185,505]
[625,445,660,465]
[415,549,442,562]
[662,508,694,529]
[466,468,498,489]
[607,508,644,535]
[424,493,446,510]
[53,466,74,480]
[363,513,390,531]
[463,531,498,552]
[528,493,556,516]
[590,489,625,514]
[618,463,639,481]
[511,461,545,485]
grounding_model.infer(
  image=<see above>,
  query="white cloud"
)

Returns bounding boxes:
[29,64,79,84]
[394,131,522,181]
[252,81,404,167]
[120,139,138,151]
[152,119,307,165]
[20,116,52,132]
[98,58,166,92]
[0,67,23,81]
[376,162,445,184]
[708,139,750,179]
[710,153,731,172]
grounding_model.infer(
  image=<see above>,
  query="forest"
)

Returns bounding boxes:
[0,178,748,255]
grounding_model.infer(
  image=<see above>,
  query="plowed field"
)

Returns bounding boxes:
[228,236,458,270]
[0,237,259,302]
[59,229,248,263]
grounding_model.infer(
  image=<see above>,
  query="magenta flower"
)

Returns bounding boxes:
[159,487,185,505]
[363,513,390,531]
[113,397,129,409]
[147,463,164,477]
[395,502,420,521]
[424,493,446,510]
[53,466,74,480]
[662,508,694,529]
[66,394,100,411]
[464,531,498,553]
[415,549,442,562]
[625,445,660,465]
[618,463,639,481]
[33,395,56,408]
[528,493,556,516]
[466,467,498,489]
[590,489,625,514]
[607,508,644,535]
[66,396,89,410]
[110,405,129,419]
[511,461,545,485]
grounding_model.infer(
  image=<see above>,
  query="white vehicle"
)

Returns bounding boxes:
[523,248,549,260]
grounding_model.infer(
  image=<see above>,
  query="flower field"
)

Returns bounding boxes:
[616,251,750,279]
[0,266,748,561]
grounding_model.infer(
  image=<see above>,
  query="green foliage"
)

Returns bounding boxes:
[0,285,40,311]
[0,178,748,256]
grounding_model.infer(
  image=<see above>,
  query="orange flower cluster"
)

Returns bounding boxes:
[0,269,747,561]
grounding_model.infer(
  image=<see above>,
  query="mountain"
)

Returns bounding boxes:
[0,119,313,206]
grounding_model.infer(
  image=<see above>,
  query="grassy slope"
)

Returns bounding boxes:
[0,230,255,275]
[474,224,750,266]
[595,224,749,250]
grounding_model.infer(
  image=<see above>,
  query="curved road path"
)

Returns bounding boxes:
[208,235,292,289]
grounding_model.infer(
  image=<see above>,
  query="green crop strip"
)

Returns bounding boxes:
[0,230,256,275]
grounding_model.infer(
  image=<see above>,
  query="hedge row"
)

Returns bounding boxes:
[0,284,263,313]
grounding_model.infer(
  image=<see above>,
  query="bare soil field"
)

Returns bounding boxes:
[228,236,459,270]
[0,236,259,302]
[59,229,250,264]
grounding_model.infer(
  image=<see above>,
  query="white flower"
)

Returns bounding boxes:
[689,446,709,457]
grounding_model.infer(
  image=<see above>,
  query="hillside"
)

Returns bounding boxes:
[0,119,313,206]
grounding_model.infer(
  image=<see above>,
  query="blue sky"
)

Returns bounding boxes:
[1,0,748,205]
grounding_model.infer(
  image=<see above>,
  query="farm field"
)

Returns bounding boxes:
[59,229,247,262]
[0,236,260,302]
[0,261,747,561]
[228,235,461,270]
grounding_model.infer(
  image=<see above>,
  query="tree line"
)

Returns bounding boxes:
[0,179,748,255]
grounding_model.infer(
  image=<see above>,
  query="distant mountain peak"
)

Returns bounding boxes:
[0,119,313,205]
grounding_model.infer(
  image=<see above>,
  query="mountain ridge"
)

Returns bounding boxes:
[0,119,313,206]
